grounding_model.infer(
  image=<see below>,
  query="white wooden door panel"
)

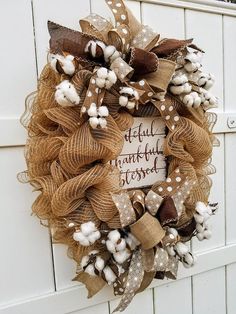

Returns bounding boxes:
[154,278,192,314]
[110,289,153,314]
[68,302,109,314]
[226,263,236,314]
[0,0,37,118]
[192,267,226,314]
[0,148,55,306]
[141,3,185,39]
[32,0,91,74]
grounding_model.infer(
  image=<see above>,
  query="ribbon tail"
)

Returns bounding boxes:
[113,248,144,313]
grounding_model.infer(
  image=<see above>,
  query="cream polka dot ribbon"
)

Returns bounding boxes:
[111,189,164,228]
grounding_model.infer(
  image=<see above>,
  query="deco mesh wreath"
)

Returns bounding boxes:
[21,0,218,311]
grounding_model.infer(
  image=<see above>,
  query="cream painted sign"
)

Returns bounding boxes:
[111,117,166,189]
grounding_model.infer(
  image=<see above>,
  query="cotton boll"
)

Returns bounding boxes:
[196,223,204,233]
[73,232,90,246]
[193,96,202,108]
[113,250,131,264]
[194,213,204,224]
[106,239,116,253]
[168,228,178,238]
[85,264,96,276]
[119,95,128,107]
[116,238,126,251]
[96,77,106,88]
[182,94,194,107]
[110,50,120,63]
[95,256,105,271]
[184,253,194,266]
[81,221,96,236]
[203,229,212,239]
[97,67,108,79]
[89,117,99,129]
[98,106,109,117]
[98,117,107,129]
[171,73,188,86]
[196,233,204,241]
[81,255,89,268]
[87,103,98,117]
[108,230,121,243]
[105,80,113,89]
[87,230,101,244]
[126,101,135,109]
[170,85,185,95]
[61,55,75,75]
[125,233,140,250]
[196,201,208,215]
[175,242,189,257]
[104,45,116,62]
[120,87,134,95]
[103,266,116,284]
[55,80,80,106]
[185,52,198,63]
[166,246,175,257]
[107,70,117,84]
[55,89,72,107]
[183,82,192,94]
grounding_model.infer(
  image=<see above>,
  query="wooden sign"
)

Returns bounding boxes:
[111,117,166,189]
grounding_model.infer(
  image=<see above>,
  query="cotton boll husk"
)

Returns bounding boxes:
[119,96,128,107]
[113,250,130,264]
[108,230,120,243]
[96,78,106,88]
[175,242,189,257]
[95,256,105,271]
[89,117,99,129]
[106,239,116,253]
[81,255,89,268]
[107,70,117,84]
[81,221,96,236]
[116,238,126,251]
[87,104,98,117]
[85,264,96,276]
[98,117,107,129]
[97,67,108,79]
[103,266,116,284]
[98,106,109,117]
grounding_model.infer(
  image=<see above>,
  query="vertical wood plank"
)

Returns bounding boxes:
[154,278,192,314]
[192,267,226,314]
[223,16,236,245]
[0,148,55,306]
[109,289,153,314]
[33,0,91,73]
[68,302,109,314]
[185,10,225,253]
[141,3,185,38]
[0,0,37,118]
[226,263,236,314]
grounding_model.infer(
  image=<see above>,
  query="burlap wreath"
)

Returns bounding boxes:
[20,0,218,311]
